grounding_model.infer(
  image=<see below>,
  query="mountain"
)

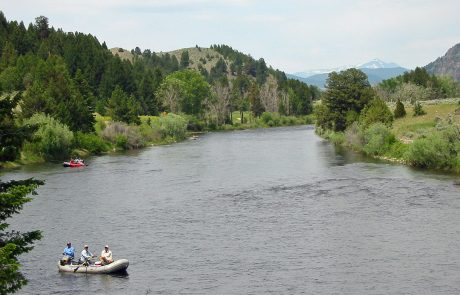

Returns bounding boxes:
[290,59,407,88]
[425,43,460,81]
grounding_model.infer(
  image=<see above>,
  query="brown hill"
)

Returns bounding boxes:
[425,43,460,81]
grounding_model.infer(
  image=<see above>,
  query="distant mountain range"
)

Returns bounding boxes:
[289,58,408,88]
[425,43,460,81]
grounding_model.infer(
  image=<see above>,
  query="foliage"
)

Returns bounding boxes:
[23,113,74,159]
[359,98,393,128]
[362,123,396,156]
[318,68,375,131]
[0,178,44,294]
[0,93,36,162]
[20,55,95,132]
[404,133,455,169]
[156,69,211,116]
[107,86,141,124]
[393,99,406,118]
[72,132,110,155]
[101,122,144,150]
[412,101,426,117]
[158,113,187,140]
[344,121,364,150]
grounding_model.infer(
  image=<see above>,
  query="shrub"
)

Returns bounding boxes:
[360,98,394,128]
[139,123,162,142]
[412,101,426,116]
[101,122,145,150]
[404,133,454,169]
[394,99,406,118]
[73,132,110,155]
[344,122,364,150]
[159,113,187,140]
[23,113,74,159]
[362,123,395,156]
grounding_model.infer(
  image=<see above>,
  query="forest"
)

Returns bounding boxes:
[0,13,319,164]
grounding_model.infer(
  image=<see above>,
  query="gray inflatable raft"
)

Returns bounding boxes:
[58,259,129,274]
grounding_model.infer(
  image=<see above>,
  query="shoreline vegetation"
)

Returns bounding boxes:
[318,99,460,172]
[0,111,314,170]
[314,67,460,174]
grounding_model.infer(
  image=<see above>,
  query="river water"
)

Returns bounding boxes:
[3,126,460,294]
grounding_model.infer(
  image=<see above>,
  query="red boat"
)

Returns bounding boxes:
[63,159,85,167]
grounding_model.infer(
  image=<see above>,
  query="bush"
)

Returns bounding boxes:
[360,98,394,128]
[405,133,454,169]
[23,113,74,159]
[362,123,395,156]
[413,101,426,116]
[344,122,364,150]
[73,132,110,155]
[183,115,205,131]
[159,113,187,140]
[101,122,145,150]
[394,99,406,118]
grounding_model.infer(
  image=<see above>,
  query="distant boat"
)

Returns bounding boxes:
[63,159,85,167]
[454,180,460,186]
[58,259,129,274]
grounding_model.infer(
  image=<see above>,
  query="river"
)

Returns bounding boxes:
[3,126,460,294]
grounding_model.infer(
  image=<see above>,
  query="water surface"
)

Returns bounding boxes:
[4,126,460,294]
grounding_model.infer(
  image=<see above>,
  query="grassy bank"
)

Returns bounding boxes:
[1,112,313,169]
[319,99,460,173]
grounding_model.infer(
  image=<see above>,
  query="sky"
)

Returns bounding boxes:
[1,0,459,73]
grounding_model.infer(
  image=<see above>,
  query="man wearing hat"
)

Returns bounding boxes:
[61,242,74,265]
[79,244,93,264]
[99,245,113,265]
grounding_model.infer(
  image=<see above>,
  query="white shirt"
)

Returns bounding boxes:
[80,249,92,261]
[101,249,113,261]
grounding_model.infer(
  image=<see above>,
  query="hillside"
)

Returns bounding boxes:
[425,43,460,81]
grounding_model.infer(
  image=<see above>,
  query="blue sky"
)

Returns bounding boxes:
[1,0,459,73]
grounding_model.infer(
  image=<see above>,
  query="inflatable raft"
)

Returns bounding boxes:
[58,259,129,274]
[63,159,85,167]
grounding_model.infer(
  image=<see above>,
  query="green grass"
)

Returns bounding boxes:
[392,102,459,139]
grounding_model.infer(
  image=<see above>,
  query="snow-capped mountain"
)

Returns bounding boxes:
[293,59,402,78]
[356,58,400,69]
[288,58,407,88]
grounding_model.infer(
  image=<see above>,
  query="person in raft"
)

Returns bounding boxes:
[61,242,74,265]
[99,245,113,265]
[79,244,94,264]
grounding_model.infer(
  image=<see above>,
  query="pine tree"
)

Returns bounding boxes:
[394,99,406,118]
[0,178,44,294]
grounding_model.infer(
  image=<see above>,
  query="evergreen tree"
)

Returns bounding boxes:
[0,93,36,161]
[318,68,375,131]
[249,83,264,117]
[0,178,44,294]
[107,86,141,124]
[394,99,406,118]
[179,50,189,69]
[359,98,394,128]
[413,101,426,117]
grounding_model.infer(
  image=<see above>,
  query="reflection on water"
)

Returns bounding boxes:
[3,126,460,294]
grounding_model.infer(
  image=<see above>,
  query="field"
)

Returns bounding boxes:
[392,100,460,141]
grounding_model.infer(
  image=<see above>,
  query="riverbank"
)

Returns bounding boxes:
[318,99,460,174]
[0,112,314,170]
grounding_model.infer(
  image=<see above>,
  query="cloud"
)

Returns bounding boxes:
[1,0,459,72]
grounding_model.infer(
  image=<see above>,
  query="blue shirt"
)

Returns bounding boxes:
[63,246,75,258]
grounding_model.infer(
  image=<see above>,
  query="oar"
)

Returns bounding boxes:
[73,256,95,272]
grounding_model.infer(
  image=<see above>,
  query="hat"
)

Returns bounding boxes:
[105,245,109,248]
[84,245,88,248]
[67,242,71,245]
